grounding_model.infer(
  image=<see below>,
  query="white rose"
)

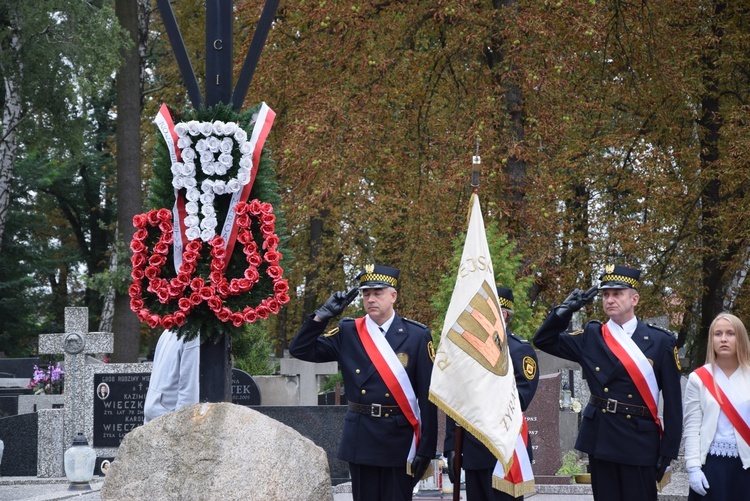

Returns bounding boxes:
[212,121,225,135]
[200,152,214,167]
[200,191,214,204]
[174,122,188,136]
[201,203,216,216]
[183,176,197,189]
[207,136,221,152]
[239,142,252,155]
[171,177,184,190]
[184,215,200,227]
[185,188,201,202]
[220,137,233,154]
[234,128,248,142]
[179,162,196,177]
[237,168,251,185]
[213,162,227,176]
[200,228,215,242]
[226,179,242,193]
[185,201,200,215]
[239,156,252,169]
[185,227,201,241]
[187,121,201,136]
[201,215,218,229]
[224,122,238,135]
[212,180,227,195]
[177,136,192,149]
[171,163,183,176]
[181,148,196,162]
[202,162,216,176]
[195,139,208,153]
[219,153,233,167]
[201,179,215,193]
[199,122,213,136]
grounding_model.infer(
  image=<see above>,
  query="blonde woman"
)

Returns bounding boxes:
[683,313,750,499]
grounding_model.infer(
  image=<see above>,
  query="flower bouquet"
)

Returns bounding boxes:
[129,102,290,342]
[28,362,65,395]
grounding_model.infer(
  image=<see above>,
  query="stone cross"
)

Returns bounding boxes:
[279,357,338,406]
[38,307,113,446]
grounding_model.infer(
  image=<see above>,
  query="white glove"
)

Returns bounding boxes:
[688,467,709,496]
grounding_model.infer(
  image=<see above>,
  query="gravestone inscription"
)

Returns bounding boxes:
[231,368,261,406]
[93,372,150,447]
[525,372,567,484]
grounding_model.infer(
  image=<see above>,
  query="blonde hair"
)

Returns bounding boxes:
[705,312,750,368]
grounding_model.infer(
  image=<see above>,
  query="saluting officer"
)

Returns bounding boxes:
[444,286,539,501]
[289,264,438,501]
[532,265,682,501]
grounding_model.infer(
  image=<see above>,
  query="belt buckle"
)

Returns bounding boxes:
[606,398,618,413]
[371,403,382,418]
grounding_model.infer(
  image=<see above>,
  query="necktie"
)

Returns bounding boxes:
[379,326,386,336]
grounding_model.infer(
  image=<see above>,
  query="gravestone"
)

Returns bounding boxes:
[279,357,338,406]
[0,357,39,379]
[0,412,37,476]
[231,368,261,406]
[525,372,567,484]
[93,372,150,447]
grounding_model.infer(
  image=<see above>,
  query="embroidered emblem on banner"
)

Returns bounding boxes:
[446,280,510,376]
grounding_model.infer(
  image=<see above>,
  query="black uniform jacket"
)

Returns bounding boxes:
[289,313,438,467]
[444,332,539,470]
[532,311,682,466]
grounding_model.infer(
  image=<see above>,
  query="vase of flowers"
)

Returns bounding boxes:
[27,362,65,395]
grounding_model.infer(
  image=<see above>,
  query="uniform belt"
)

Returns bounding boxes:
[589,395,651,417]
[348,402,402,418]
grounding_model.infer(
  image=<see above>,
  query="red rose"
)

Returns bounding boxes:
[149,254,167,267]
[248,254,262,267]
[133,228,149,241]
[260,213,275,226]
[133,213,148,228]
[259,202,273,214]
[183,250,200,263]
[131,268,145,280]
[260,223,276,236]
[236,214,250,228]
[264,250,281,263]
[267,265,283,279]
[131,253,146,267]
[147,210,160,226]
[190,292,202,305]
[129,298,144,310]
[243,309,258,323]
[200,287,214,300]
[161,232,174,245]
[158,221,173,233]
[211,247,226,260]
[277,292,290,304]
[130,240,146,253]
[157,208,172,221]
[248,200,262,214]
[186,240,202,253]
[190,278,205,290]
[210,235,225,249]
[231,313,244,327]
[154,241,170,255]
[173,311,186,326]
[229,281,241,294]
[256,305,269,319]
[274,280,289,294]
[161,315,175,330]
[237,278,252,291]
[156,288,170,303]
[207,296,223,311]
[216,307,231,322]
[210,259,224,272]
[145,266,160,280]
[178,298,192,311]
[147,314,161,328]
[235,201,248,215]
[175,273,191,286]
[209,271,223,284]
[262,234,280,250]
[267,298,280,314]
[237,231,252,245]
[244,267,260,283]
[216,281,231,296]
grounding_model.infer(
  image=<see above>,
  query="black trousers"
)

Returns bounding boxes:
[589,456,657,501]
[688,453,750,500]
[465,469,523,501]
[349,462,414,501]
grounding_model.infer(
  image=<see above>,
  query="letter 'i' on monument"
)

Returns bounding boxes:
[131,0,287,402]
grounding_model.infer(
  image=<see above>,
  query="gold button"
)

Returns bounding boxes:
[602,409,607,413]
[385,393,390,398]
[384,413,390,418]
[356,369,361,374]
[604,388,609,393]
[361,390,366,394]
[595,367,600,372]
[628,394,633,399]
[626,415,631,419]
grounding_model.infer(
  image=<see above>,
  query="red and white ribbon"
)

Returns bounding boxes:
[355,317,421,468]
[492,416,534,496]
[695,365,750,445]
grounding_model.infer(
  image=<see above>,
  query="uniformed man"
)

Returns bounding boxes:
[532,265,682,501]
[289,264,438,501]
[444,286,539,501]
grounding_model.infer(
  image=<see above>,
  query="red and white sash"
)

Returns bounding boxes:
[601,321,662,433]
[355,316,421,470]
[492,415,535,497]
[695,365,750,445]
[154,103,275,270]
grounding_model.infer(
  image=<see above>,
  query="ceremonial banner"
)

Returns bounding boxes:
[429,194,523,476]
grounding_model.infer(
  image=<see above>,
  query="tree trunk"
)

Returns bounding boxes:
[0,20,23,253]
[111,0,147,362]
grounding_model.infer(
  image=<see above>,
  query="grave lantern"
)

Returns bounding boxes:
[64,433,96,490]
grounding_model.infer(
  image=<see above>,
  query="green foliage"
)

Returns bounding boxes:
[321,372,344,393]
[555,450,584,476]
[231,321,278,375]
[429,215,545,345]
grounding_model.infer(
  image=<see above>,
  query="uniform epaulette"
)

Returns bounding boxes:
[508,332,530,343]
[569,329,584,336]
[323,327,339,337]
[648,323,677,338]
[403,317,428,330]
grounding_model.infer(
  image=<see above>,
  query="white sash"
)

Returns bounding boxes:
[606,319,659,406]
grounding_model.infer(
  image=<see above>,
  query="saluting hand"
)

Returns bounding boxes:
[556,286,599,318]
[314,287,359,322]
